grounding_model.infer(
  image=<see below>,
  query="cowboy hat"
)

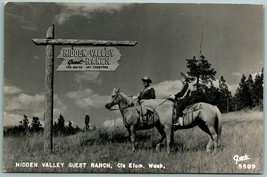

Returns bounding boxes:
[142,76,152,83]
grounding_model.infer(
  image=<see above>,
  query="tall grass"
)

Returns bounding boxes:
[3,111,263,173]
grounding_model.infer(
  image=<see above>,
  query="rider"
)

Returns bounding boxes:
[137,76,156,123]
[169,77,192,126]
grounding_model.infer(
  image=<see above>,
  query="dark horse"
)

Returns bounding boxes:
[105,88,222,153]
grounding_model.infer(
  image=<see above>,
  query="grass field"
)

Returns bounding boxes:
[3,111,263,173]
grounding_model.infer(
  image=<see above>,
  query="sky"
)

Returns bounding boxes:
[3,2,263,128]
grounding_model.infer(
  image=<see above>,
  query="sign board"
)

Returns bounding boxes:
[57,47,121,71]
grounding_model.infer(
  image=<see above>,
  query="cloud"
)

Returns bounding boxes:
[231,71,262,80]
[231,72,242,77]
[3,112,23,127]
[5,93,66,114]
[4,84,67,126]
[3,112,45,127]
[55,3,129,25]
[228,84,239,95]
[153,79,239,97]
[66,88,109,109]
[33,55,40,60]
[74,72,102,85]
[4,84,23,95]
[154,80,196,99]
[252,71,263,80]
[6,12,38,31]
[5,93,44,112]
[103,117,124,129]
[22,25,38,31]
[153,80,186,99]
[53,95,67,117]
[211,79,238,94]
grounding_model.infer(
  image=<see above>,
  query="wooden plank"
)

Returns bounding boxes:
[32,39,137,46]
[44,25,54,153]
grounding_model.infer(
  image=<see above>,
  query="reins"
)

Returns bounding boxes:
[151,98,170,111]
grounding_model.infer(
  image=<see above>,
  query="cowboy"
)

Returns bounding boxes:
[138,76,156,100]
[137,76,156,124]
[170,77,192,126]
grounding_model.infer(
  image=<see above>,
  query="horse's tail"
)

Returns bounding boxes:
[214,106,222,137]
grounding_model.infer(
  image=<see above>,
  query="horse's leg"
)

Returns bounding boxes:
[155,122,166,152]
[207,126,218,152]
[197,121,213,152]
[165,126,172,154]
[170,127,174,146]
[127,127,131,142]
[130,125,136,152]
[206,136,213,152]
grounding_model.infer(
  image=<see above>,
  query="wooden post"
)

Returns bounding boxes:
[44,25,54,152]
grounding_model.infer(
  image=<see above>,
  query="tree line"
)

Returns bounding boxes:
[4,114,89,137]
[181,55,263,113]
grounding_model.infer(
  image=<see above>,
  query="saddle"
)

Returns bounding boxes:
[136,104,156,124]
[183,103,202,114]
[172,103,202,126]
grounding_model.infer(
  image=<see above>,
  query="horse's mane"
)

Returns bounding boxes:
[119,92,135,107]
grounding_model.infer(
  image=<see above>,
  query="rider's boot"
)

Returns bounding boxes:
[140,115,146,125]
[173,117,183,126]
[140,116,144,124]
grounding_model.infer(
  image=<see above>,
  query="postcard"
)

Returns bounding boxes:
[3,2,263,173]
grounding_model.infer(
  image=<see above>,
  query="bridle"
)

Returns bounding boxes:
[108,91,134,111]
[108,92,120,111]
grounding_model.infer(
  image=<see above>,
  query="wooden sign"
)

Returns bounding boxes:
[57,47,121,71]
[32,24,136,153]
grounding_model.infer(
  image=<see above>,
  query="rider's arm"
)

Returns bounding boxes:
[175,82,189,98]
[150,88,156,99]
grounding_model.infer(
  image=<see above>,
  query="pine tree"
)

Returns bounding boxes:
[31,116,43,132]
[182,55,216,90]
[53,122,59,136]
[252,69,263,108]
[19,114,29,131]
[234,74,253,110]
[246,74,254,108]
[57,114,65,135]
[85,115,90,132]
[218,76,232,113]
[68,120,72,128]
[66,120,75,135]
[208,83,220,105]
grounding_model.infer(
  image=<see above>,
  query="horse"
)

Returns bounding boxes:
[105,88,222,153]
[105,88,174,153]
[142,101,222,152]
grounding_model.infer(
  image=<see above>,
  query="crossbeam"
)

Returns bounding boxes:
[32,39,137,46]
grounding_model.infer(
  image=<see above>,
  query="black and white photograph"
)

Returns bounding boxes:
[3,2,263,173]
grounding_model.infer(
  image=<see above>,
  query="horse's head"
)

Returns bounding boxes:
[105,88,121,110]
